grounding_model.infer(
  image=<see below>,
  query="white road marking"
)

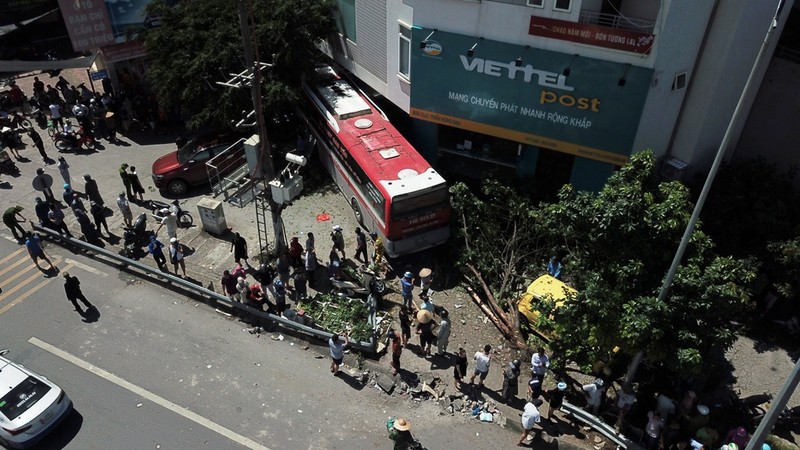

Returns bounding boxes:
[64,258,109,277]
[28,337,271,450]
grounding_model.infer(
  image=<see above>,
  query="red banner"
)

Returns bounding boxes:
[101,41,147,63]
[529,16,654,55]
[58,0,115,52]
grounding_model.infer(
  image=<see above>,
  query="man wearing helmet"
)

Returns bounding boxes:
[501,359,522,404]
[400,271,414,309]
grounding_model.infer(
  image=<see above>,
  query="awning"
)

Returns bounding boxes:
[0,8,58,37]
[0,52,99,72]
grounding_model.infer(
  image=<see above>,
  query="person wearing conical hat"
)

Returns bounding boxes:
[415,309,437,358]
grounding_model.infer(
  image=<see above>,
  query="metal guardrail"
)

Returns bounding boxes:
[561,401,642,450]
[33,225,377,354]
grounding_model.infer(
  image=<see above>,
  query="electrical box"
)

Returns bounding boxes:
[660,157,689,182]
[197,197,228,235]
[269,176,303,204]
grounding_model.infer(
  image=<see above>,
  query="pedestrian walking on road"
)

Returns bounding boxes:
[304,248,318,287]
[273,279,287,315]
[388,330,402,376]
[582,378,606,416]
[531,347,549,384]
[400,272,414,309]
[230,232,249,266]
[49,101,63,131]
[528,377,543,401]
[70,193,85,213]
[288,236,303,268]
[418,268,433,296]
[545,382,568,422]
[614,384,637,431]
[34,198,53,228]
[57,157,70,186]
[3,206,27,241]
[63,272,93,311]
[371,231,384,266]
[221,270,239,301]
[331,225,345,259]
[25,233,55,270]
[33,168,56,205]
[148,236,167,270]
[501,359,522,404]
[90,201,109,235]
[436,310,451,356]
[292,270,307,301]
[388,418,417,450]
[415,309,436,358]
[517,399,544,447]
[305,232,315,252]
[128,166,145,202]
[156,208,178,239]
[328,331,349,376]
[469,344,492,389]
[48,204,72,237]
[74,208,98,243]
[169,237,187,277]
[62,184,74,205]
[83,174,105,206]
[276,253,290,283]
[354,227,367,262]
[117,193,133,227]
[119,163,132,198]
[399,306,411,348]
[27,129,49,161]
[453,347,468,390]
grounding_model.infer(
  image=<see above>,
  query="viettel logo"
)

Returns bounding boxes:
[422,40,442,56]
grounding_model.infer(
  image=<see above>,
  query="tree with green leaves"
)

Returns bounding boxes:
[140,0,336,130]
[448,179,544,349]
[450,150,757,382]
[531,150,756,378]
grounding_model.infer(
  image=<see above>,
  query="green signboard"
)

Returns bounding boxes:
[410,28,653,165]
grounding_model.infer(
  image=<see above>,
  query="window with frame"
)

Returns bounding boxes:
[336,0,357,43]
[398,25,412,80]
[526,0,544,7]
[554,0,572,12]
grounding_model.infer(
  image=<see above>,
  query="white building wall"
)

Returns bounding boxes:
[630,0,715,158]
[669,0,788,173]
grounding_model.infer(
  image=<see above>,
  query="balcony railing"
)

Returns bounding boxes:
[579,10,656,34]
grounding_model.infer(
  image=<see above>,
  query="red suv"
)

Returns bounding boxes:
[151,130,245,195]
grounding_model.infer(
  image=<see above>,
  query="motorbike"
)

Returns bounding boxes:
[0,111,32,131]
[54,126,96,152]
[149,199,193,228]
[330,265,386,298]
[120,213,154,259]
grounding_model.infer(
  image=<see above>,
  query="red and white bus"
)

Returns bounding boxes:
[300,64,451,258]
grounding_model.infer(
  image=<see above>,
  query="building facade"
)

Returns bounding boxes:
[326,0,797,194]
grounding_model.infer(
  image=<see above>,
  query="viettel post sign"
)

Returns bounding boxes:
[409,28,653,165]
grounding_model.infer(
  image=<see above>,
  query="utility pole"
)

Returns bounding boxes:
[624,0,786,386]
[217,0,286,258]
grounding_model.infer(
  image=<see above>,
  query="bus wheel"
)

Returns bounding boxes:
[350,198,364,226]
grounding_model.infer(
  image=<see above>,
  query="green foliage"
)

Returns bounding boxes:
[701,157,800,259]
[142,0,336,130]
[449,179,543,303]
[530,150,755,377]
[299,293,373,342]
[767,237,800,300]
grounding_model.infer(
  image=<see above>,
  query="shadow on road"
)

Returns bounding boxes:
[30,408,83,449]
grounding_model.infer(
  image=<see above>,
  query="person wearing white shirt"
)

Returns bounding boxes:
[517,398,543,447]
[469,344,492,389]
[583,378,605,415]
[531,347,549,383]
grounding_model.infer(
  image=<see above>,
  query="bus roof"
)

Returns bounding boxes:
[307,65,446,197]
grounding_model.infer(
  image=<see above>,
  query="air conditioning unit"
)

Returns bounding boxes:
[660,157,689,181]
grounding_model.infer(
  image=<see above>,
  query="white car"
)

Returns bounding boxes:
[0,350,72,449]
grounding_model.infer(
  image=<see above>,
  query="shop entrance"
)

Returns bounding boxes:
[533,148,574,202]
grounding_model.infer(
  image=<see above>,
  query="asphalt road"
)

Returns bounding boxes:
[0,234,522,449]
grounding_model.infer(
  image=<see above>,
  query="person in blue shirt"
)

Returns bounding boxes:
[25,233,56,270]
[148,235,167,270]
[547,256,562,279]
[400,272,414,309]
